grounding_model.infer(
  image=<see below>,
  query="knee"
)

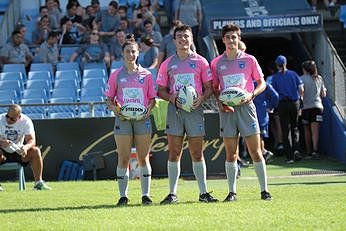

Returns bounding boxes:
[28,146,41,157]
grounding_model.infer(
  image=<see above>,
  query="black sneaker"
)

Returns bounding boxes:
[142,195,153,205]
[116,197,129,207]
[223,192,237,202]
[199,192,218,203]
[160,194,178,205]
[294,150,302,161]
[261,191,272,201]
[311,151,320,160]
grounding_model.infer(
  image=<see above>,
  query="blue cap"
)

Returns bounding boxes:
[275,55,287,65]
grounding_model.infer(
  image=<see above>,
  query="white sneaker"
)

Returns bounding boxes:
[286,159,294,164]
[0,184,3,191]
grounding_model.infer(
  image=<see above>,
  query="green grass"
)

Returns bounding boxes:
[1,156,346,231]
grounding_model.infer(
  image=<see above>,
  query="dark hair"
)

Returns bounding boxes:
[66,2,78,11]
[109,0,118,9]
[39,5,48,12]
[126,33,135,42]
[302,60,319,79]
[221,23,241,38]
[48,30,60,38]
[140,36,154,46]
[60,16,72,27]
[118,5,128,12]
[173,24,192,39]
[122,40,138,51]
[171,20,183,29]
[143,20,153,26]
[12,30,22,37]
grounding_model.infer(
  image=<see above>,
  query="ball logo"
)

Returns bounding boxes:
[121,103,147,120]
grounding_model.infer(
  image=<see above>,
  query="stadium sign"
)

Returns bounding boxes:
[210,13,323,35]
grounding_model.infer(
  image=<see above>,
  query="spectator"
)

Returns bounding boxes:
[68,0,85,18]
[271,55,304,164]
[32,15,51,45]
[142,20,162,47]
[37,6,49,22]
[253,81,279,163]
[90,0,101,19]
[0,30,33,70]
[174,0,202,51]
[65,1,87,43]
[0,105,52,191]
[138,36,159,69]
[118,5,129,19]
[119,17,135,35]
[37,31,62,68]
[110,29,127,61]
[98,1,121,44]
[310,0,338,13]
[46,0,62,30]
[70,29,111,68]
[59,16,78,44]
[300,60,327,159]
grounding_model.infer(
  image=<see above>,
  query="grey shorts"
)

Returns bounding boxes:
[165,103,205,137]
[113,116,152,135]
[219,102,260,137]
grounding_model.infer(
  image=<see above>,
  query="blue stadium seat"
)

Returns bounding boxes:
[83,62,107,72]
[110,60,123,73]
[79,110,106,118]
[55,70,80,82]
[22,88,49,102]
[48,97,77,114]
[81,78,105,89]
[54,79,79,90]
[83,68,107,80]
[48,112,75,119]
[28,71,53,88]
[51,88,78,101]
[80,87,104,98]
[79,95,106,113]
[0,80,23,97]
[26,113,45,120]
[0,89,20,103]
[20,98,46,114]
[0,98,15,105]
[0,72,25,88]
[30,63,54,77]
[56,62,81,79]
[26,79,51,94]
[59,46,79,63]
[3,64,27,80]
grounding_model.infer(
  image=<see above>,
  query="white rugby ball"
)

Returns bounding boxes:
[178,86,197,112]
[219,87,247,107]
[121,103,147,120]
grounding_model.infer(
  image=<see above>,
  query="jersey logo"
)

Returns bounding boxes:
[238,61,245,69]
[190,62,196,69]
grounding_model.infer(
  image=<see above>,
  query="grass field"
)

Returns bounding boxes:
[1,156,346,231]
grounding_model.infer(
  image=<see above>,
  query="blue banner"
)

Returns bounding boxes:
[210,13,323,35]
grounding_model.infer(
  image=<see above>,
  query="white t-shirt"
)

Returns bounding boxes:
[0,113,35,153]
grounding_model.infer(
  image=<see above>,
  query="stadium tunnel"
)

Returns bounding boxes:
[199,0,322,74]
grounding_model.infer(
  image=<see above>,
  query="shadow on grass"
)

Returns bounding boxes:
[0,200,202,214]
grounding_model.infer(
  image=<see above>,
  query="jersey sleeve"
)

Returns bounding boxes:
[104,68,121,98]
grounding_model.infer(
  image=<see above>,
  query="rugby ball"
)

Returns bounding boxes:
[121,103,147,120]
[219,87,247,107]
[178,86,197,112]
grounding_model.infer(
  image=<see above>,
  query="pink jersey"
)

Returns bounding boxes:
[210,51,263,93]
[156,52,212,95]
[105,66,156,107]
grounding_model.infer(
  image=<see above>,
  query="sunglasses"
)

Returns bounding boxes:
[91,32,99,35]
[6,114,18,122]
